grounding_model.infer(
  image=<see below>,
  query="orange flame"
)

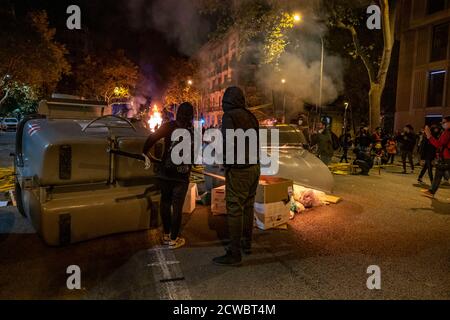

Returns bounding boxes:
[148,104,162,132]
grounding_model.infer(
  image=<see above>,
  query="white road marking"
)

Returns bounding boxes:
[148,235,191,300]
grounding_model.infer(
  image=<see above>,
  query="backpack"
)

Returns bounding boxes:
[156,123,193,177]
[331,132,340,151]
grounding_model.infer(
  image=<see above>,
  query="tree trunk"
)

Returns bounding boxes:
[369,83,381,129]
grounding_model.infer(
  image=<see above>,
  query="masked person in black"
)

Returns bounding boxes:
[142,102,194,249]
[213,87,261,266]
[397,124,416,174]
[417,125,439,184]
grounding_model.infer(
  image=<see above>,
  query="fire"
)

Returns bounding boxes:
[148,104,162,132]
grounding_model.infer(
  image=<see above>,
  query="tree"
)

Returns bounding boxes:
[163,58,201,107]
[75,50,139,104]
[326,0,398,129]
[0,8,71,112]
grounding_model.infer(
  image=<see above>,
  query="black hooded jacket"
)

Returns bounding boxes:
[221,87,260,168]
[143,102,194,182]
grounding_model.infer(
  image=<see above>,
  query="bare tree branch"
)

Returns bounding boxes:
[0,88,10,107]
[336,20,376,84]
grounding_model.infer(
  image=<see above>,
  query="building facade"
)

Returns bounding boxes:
[194,29,265,127]
[195,30,240,127]
[396,0,450,131]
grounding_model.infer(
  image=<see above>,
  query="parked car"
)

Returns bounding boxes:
[1,117,18,131]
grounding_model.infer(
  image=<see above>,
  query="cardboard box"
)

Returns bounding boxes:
[211,185,227,215]
[254,201,290,230]
[182,183,197,214]
[255,177,293,204]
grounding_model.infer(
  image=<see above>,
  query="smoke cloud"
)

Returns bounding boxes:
[256,9,344,120]
[126,0,209,56]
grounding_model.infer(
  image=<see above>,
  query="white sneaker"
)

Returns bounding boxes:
[162,234,170,245]
[168,237,186,249]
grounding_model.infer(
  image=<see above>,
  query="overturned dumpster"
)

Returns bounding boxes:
[204,125,335,194]
[14,97,160,246]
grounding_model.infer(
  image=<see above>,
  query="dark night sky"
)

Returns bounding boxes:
[9,0,185,99]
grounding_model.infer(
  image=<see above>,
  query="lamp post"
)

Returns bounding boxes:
[318,36,324,119]
[281,79,287,123]
[343,102,349,136]
[293,13,325,127]
[187,79,199,121]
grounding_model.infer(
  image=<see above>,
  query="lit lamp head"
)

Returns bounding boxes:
[187,80,193,86]
[281,79,286,84]
[293,13,302,23]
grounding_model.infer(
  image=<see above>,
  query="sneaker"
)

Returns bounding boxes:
[421,190,435,199]
[417,179,424,184]
[162,233,171,245]
[213,251,242,266]
[168,237,186,249]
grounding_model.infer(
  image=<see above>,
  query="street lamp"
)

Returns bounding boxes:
[343,102,350,135]
[187,79,199,120]
[281,79,287,123]
[293,14,302,23]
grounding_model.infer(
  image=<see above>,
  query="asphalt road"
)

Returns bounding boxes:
[1,132,449,300]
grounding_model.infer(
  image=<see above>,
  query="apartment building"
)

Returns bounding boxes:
[195,29,264,127]
[194,29,240,127]
[395,0,450,130]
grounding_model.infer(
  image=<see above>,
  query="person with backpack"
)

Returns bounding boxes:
[142,102,194,249]
[422,116,450,198]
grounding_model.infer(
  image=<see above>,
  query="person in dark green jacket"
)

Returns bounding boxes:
[213,87,261,267]
[312,122,334,165]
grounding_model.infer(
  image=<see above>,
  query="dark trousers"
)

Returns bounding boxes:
[418,159,434,183]
[387,154,395,164]
[159,179,189,240]
[340,148,349,163]
[225,165,260,256]
[354,160,370,175]
[401,151,414,172]
[430,160,450,194]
